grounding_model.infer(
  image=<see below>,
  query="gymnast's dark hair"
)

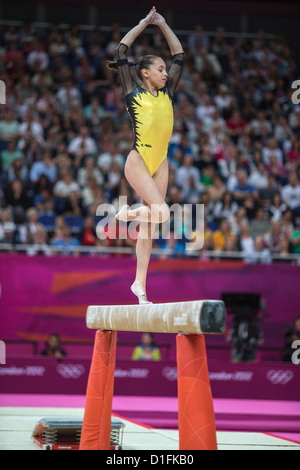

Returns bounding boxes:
[107,54,159,80]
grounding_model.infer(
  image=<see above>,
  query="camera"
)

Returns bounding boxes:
[222,293,264,362]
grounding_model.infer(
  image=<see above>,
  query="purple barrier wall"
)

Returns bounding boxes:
[0,357,299,401]
[0,254,300,344]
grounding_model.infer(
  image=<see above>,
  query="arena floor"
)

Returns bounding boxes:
[1,402,299,451]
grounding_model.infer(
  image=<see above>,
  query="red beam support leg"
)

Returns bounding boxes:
[176,334,218,450]
[80,330,117,450]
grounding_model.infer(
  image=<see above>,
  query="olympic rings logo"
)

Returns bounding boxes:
[162,367,178,381]
[56,364,85,379]
[266,369,294,385]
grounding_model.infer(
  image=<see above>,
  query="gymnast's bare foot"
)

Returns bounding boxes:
[131,281,152,304]
[115,204,130,221]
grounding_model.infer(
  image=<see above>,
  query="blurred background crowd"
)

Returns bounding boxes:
[0,20,299,261]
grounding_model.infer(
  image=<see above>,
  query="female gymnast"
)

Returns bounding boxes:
[108,7,184,304]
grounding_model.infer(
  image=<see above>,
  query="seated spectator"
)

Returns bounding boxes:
[201,164,216,189]
[262,136,284,166]
[105,159,122,202]
[56,78,82,111]
[249,162,269,190]
[223,235,239,256]
[0,208,16,243]
[5,41,26,80]
[281,173,300,223]
[290,226,300,254]
[0,109,20,142]
[182,174,203,204]
[246,235,272,264]
[1,139,24,171]
[97,143,124,175]
[81,176,100,213]
[6,157,28,184]
[41,333,66,358]
[84,96,106,125]
[53,171,82,215]
[285,134,300,165]
[207,174,227,203]
[212,219,237,252]
[250,207,271,239]
[238,220,255,256]
[68,126,97,167]
[214,84,233,116]
[27,40,49,72]
[85,185,107,216]
[175,154,201,191]
[265,221,285,254]
[132,333,161,361]
[75,55,96,83]
[288,107,300,133]
[232,169,258,206]
[51,222,80,256]
[29,151,57,184]
[77,156,104,188]
[55,152,73,181]
[26,223,52,256]
[33,188,55,214]
[266,155,287,184]
[80,215,97,247]
[258,173,279,209]
[278,235,291,259]
[169,147,184,170]
[4,179,32,211]
[199,190,215,224]
[213,191,239,223]
[160,230,185,258]
[218,145,239,191]
[19,109,44,139]
[20,207,40,244]
[274,116,293,145]
[188,24,210,52]
[48,32,69,58]
[18,136,44,166]
[226,110,247,145]
[269,192,287,222]
[195,94,217,127]
[281,208,295,239]
[250,110,272,139]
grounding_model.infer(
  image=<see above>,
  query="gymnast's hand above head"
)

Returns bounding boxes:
[119,7,157,49]
[150,11,166,26]
[139,6,157,27]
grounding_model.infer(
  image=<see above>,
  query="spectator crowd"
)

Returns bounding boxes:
[0,20,300,262]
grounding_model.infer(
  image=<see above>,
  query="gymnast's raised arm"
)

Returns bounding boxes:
[150,11,184,56]
[108,7,156,95]
[119,6,156,49]
[150,11,184,96]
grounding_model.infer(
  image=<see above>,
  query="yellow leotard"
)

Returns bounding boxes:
[116,43,184,176]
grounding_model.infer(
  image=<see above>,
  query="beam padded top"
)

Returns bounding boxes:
[86,300,226,335]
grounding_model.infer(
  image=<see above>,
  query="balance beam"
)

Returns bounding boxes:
[86,300,226,335]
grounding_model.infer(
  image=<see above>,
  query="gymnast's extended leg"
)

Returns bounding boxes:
[133,158,169,303]
[116,150,170,225]
[117,150,169,303]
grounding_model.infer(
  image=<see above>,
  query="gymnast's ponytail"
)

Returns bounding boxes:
[106,60,135,71]
[107,55,159,80]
